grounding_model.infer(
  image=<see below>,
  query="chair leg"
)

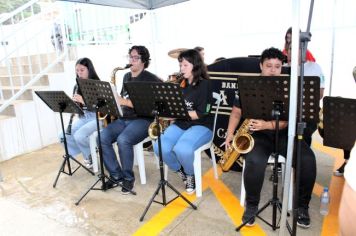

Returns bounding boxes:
[89,132,98,173]
[193,150,202,198]
[133,141,146,185]
[210,147,218,179]
[240,161,246,206]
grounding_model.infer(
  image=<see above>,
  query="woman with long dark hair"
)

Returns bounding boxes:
[59,57,100,168]
[153,49,213,194]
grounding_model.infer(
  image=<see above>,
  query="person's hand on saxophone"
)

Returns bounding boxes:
[249,119,288,131]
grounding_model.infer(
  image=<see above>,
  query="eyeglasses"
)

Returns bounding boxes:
[128,55,141,61]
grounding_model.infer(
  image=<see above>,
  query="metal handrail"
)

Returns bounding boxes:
[0,0,39,25]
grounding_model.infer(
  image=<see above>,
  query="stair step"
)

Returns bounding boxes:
[0,99,34,117]
[1,86,48,100]
[0,115,14,120]
[10,53,58,65]
[0,74,49,86]
[0,105,15,116]
[0,62,64,75]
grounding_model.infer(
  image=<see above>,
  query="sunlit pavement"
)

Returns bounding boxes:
[0,134,343,236]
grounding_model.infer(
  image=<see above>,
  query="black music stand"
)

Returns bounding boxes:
[323,96,356,150]
[35,91,94,188]
[74,79,135,205]
[124,81,197,221]
[234,76,319,232]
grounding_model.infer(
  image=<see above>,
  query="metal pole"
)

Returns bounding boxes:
[279,0,301,235]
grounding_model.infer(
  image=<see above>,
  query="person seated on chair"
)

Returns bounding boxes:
[59,57,101,169]
[100,45,161,194]
[225,47,317,228]
[153,49,213,195]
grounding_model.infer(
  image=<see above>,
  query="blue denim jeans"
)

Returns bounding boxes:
[153,124,212,175]
[100,118,151,181]
[59,111,97,161]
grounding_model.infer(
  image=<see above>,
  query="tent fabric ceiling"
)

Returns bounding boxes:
[58,0,189,9]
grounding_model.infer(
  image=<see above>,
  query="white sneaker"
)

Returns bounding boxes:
[84,159,93,169]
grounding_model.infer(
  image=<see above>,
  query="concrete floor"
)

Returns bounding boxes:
[0,137,340,236]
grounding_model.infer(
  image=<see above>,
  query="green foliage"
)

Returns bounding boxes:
[0,0,41,24]
[0,0,41,15]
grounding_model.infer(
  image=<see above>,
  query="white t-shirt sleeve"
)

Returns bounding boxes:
[344,144,356,191]
[304,62,325,88]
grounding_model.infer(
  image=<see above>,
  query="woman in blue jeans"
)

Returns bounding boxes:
[154,49,213,194]
[59,57,100,168]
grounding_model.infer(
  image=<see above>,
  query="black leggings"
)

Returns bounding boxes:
[344,149,351,160]
[243,129,316,209]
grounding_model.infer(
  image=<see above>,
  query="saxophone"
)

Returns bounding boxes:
[147,73,184,139]
[66,84,80,135]
[99,64,132,126]
[219,119,255,172]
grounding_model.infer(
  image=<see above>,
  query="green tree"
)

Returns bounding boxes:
[0,0,41,24]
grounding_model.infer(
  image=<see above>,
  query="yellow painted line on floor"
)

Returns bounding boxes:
[134,140,343,236]
[132,169,215,236]
[133,192,197,236]
[206,169,266,236]
[134,167,268,236]
[312,141,343,161]
[320,174,344,236]
[313,182,323,196]
[312,140,345,236]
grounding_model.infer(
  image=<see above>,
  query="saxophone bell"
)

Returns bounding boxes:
[219,119,254,172]
[148,118,170,140]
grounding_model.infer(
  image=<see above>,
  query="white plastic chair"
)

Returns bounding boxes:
[133,136,159,184]
[193,92,221,197]
[192,92,221,197]
[153,92,221,197]
[240,154,293,210]
[89,132,155,185]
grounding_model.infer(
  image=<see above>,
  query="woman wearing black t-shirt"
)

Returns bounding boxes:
[153,49,213,194]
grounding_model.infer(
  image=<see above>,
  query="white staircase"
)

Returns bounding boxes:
[0,53,68,161]
[0,1,70,161]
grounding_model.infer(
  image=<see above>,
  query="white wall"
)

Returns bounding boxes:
[68,0,356,99]
[128,0,356,98]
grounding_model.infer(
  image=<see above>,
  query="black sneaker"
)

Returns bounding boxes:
[334,162,346,177]
[242,205,258,226]
[102,176,123,190]
[185,175,195,194]
[176,167,187,184]
[121,179,135,195]
[297,207,311,228]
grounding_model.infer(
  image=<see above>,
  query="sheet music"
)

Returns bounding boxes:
[110,83,123,117]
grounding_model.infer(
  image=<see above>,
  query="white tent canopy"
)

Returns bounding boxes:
[58,0,356,100]
[59,0,189,9]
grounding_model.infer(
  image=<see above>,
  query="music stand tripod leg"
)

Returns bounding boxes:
[75,109,136,205]
[139,116,197,222]
[53,111,95,188]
